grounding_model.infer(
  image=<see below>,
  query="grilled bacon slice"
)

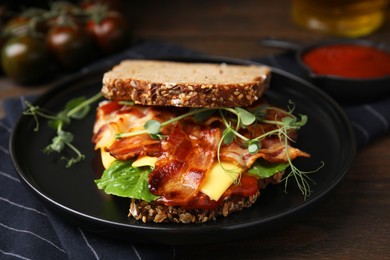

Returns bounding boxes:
[220,142,310,169]
[148,123,221,206]
[108,135,162,160]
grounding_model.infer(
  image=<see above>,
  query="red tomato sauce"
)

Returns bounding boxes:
[302,44,390,78]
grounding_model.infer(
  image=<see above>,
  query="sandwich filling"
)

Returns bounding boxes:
[92,99,310,211]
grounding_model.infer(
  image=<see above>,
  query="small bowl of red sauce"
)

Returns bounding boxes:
[298,40,390,103]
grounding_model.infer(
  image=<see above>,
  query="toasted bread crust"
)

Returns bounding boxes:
[102,60,271,107]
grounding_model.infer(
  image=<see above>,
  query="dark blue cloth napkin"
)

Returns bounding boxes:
[1,40,390,260]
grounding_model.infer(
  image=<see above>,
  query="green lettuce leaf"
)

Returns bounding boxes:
[247,159,289,179]
[95,160,158,202]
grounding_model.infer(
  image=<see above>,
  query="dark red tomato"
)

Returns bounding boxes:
[1,35,51,84]
[46,25,97,71]
[86,11,129,54]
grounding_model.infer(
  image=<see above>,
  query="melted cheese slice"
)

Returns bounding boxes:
[101,152,158,170]
[101,150,116,169]
[132,155,158,168]
[99,132,116,169]
[200,162,243,201]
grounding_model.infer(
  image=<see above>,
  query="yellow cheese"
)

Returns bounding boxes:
[101,149,116,169]
[132,155,158,168]
[200,162,243,201]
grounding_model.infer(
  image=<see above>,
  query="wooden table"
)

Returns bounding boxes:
[1,1,389,259]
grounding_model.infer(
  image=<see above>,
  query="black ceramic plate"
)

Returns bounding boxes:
[10,57,356,245]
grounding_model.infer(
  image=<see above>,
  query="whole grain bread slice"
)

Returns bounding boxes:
[102,60,271,107]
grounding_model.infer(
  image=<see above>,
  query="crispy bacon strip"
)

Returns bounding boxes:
[108,135,162,160]
[148,124,221,206]
[93,101,178,159]
[220,142,310,169]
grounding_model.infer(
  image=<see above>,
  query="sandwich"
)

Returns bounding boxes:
[92,60,310,224]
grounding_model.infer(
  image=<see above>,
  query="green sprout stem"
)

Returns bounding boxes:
[219,110,249,142]
[62,140,85,168]
[24,93,103,167]
[67,92,103,118]
[216,127,242,183]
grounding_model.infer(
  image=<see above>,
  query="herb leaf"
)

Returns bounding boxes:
[44,130,73,153]
[253,105,268,119]
[144,120,161,135]
[247,159,289,179]
[247,142,260,154]
[235,107,256,126]
[95,160,159,202]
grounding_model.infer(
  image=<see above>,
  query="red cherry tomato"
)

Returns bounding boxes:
[86,11,129,54]
[46,23,97,71]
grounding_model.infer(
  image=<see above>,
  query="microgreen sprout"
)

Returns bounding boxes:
[282,135,325,199]
[216,125,242,184]
[23,92,103,167]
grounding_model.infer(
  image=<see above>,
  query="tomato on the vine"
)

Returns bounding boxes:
[0,1,132,82]
[85,10,129,54]
[46,21,97,71]
[1,35,51,84]
[3,8,48,38]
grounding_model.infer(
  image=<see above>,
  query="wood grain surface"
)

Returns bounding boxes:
[1,1,389,259]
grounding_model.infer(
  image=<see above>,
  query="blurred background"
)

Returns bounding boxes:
[1,0,389,64]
